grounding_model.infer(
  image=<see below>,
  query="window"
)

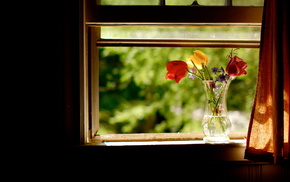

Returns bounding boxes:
[82,0,263,143]
[99,0,264,6]
[98,47,259,135]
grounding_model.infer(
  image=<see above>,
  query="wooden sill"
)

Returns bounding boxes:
[62,132,265,162]
[66,132,275,163]
[91,132,247,143]
[76,132,248,162]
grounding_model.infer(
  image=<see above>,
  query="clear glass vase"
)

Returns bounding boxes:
[201,79,232,143]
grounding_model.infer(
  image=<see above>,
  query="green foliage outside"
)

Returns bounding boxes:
[98,47,259,134]
[98,0,262,134]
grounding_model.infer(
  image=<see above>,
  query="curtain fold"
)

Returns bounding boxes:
[244,0,289,164]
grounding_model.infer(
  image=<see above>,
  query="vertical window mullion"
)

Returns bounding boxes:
[90,27,100,140]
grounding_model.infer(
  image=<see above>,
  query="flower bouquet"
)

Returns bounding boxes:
[165,49,247,143]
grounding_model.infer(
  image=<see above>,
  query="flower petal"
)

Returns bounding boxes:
[165,60,188,83]
[186,50,208,69]
[226,56,247,76]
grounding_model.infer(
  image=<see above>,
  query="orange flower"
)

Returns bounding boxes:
[186,50,208,69]
[226,56,247,77]
[165,60,188,83]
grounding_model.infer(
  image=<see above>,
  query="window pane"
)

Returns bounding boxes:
[100,0,159,5]
[100,0,264,6]
[98,47,258,134]
[167,0,226,6]
[166,0,264,6]
[232,0,264,6]
[101,26,261,41]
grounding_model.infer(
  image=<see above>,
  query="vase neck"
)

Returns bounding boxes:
[202,80,231,116]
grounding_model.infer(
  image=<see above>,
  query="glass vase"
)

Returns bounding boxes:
[201,79,232,143]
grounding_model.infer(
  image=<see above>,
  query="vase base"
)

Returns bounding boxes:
[203,136,230,143]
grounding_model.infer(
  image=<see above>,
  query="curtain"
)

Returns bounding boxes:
[244,0,289,163]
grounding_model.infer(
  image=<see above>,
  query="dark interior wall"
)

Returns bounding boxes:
[25,0,83,147]
[59,0,82,145]
[60,145,289,181]
[54,2,289,180]
[20,0,81,147]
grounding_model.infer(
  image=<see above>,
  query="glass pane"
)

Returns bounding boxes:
[166,0,264,6]
[232,0,264,6]
[167,0,227,6]
[100,0,159,5]
[100,0,264,6]
[98,47,258,134]
[101,26,261,41]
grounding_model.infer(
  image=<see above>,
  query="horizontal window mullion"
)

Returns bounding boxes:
[96,39,260,48]
[87,22,261,27]
[90,6,263,24]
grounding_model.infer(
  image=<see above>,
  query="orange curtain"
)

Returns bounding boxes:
[244,0,289,163]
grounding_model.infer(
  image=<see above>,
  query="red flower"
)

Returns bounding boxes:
[165,60,188,83]
[226,56,247,77]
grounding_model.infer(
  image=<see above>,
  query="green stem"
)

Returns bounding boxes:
[204,65,212,80]
[187,68,203,80]
[213,84,226,114]
[191,60,204,80]
[201,63,208,80]
[205,81,228,117]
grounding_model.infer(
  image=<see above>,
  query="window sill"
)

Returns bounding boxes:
[64,140,271,165]
[73,132,254,162]
[99,139,245,146]
[91,132,247,143]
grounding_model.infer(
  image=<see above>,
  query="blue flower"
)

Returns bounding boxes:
[220,67,225,74]
[217,74,230,83]
[211,67,219,74]
[189,73,196,80]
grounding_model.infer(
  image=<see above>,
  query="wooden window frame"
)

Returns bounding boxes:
[81,0,263,144]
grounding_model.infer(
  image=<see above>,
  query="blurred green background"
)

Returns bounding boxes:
[98,47,259,134]
[97,0,262,134]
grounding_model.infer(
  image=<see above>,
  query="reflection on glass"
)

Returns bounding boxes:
[98,47,258,134]
[101,26,261,41]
